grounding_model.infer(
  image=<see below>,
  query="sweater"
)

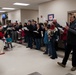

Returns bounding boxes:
[6,38,12,42]
[0,31,3,39]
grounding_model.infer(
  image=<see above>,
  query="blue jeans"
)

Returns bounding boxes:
[45,41,52,55]
[45,44,48,54]
[35,39,41,50]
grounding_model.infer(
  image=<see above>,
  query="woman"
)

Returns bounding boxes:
[0,27,5,55]
[43,23,52,56]
[34,23,42,50]
[50,24,58,59]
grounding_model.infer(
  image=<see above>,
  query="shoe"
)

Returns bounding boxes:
[35,48,40,50]
[0,52,5,55]
[30,47,33,49]
[43,52,48,54]
[11,47,13,48]
[55,56,58,59]
[36,49,40,50]
[26,46,29,48]
[50,57,55,59]
[48,54,51,56]
[71,67,76,71]
[57,62,66,68]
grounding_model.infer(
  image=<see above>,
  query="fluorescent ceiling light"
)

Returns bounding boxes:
[13,2,30,6]
[2,8,15,10]
[0,11,6,12]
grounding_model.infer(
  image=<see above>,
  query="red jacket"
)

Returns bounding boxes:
[50,25,55,30]
[21,30,25,37]
[0,31,3,39]
[61,29,67,41]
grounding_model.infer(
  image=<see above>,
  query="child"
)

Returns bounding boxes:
[6,35,13,48]
[43,23,52,56]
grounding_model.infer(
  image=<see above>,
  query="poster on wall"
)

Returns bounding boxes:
[48,14,54,21]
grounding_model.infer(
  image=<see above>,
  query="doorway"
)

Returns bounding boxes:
[68,10,76,23]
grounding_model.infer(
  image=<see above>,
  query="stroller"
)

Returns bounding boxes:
[3,37,12,50]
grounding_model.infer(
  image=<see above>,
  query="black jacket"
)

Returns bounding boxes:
[27,24,33,37]
[19,25,22,29]
[34,28,42,39]
[67,19,76,45]
[32,25,37,38]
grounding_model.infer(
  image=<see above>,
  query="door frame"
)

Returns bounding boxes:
[67,10,76,23]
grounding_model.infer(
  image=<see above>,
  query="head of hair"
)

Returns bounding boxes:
[73,16,76,19]
[37,23,42,28]
[32,19,34,22]
[44,23,48,27]
[24,23,27,25]
[40,22,43,25]
[28,20,31,23]
[47,24,50,29]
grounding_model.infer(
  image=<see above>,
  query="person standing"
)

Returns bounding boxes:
[43,23,48,54]
[23,23,27,43]
[57,16,76,71]
[34,23,41,50]
[53,19,63,51]
[19,22,22,30]
[43,23,51,55]
[27,20,33,49]
[50,24,58,59]
[31,20,37,45]
[0,27,5,55]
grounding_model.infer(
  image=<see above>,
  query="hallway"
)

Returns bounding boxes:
[0,43,75,75]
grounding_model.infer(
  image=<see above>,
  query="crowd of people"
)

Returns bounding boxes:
[0,19,65,55]
[0,15,76,71]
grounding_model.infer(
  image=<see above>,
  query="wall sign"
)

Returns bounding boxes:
[48,14,54,21]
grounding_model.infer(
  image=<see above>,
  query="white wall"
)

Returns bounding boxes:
[7,9,39,24]
[39,0,76,26]
[8,10,21,23]
[21,9,39,24]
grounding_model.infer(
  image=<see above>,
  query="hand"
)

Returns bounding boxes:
[65,26,69,30]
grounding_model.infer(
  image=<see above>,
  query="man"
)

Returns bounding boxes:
[53,19,63,28]
[53,19,63,51]
[31,20,37,45]
[27,20,33,49]
[57,16,76,71]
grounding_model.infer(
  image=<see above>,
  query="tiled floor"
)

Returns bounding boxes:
[0,43,76,75]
